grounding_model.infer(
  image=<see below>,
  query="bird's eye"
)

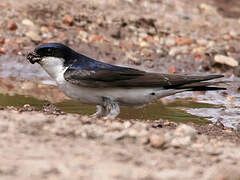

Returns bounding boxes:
[46,48,53,55]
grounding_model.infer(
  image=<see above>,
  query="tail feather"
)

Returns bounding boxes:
[175,80,228,91]
[187,86,226,91]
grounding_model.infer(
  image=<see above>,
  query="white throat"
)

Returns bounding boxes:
[39,57,67,83]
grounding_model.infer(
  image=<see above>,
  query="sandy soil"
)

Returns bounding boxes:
[0,0,240,179]
[0,108,240,180]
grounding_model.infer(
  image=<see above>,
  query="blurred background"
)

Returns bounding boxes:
[0,1,240,180]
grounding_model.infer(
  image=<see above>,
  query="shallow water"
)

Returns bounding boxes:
[0,93,221,125]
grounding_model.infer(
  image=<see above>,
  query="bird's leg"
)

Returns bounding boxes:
[90,105,106,118]
[102,97,120,119]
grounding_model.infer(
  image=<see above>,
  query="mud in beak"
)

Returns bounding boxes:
[27,51,41,64]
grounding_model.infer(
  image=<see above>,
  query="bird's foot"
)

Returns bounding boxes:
[90,97,120,120]
[102,97,120,119]
[90,105,106,118]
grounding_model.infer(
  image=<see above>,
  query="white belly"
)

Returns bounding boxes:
[57,80,182,106]
[58,81,151,105]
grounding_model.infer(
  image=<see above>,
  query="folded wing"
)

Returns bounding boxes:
[64,59,225,89]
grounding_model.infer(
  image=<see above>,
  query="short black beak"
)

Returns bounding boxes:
[26,51,41,64]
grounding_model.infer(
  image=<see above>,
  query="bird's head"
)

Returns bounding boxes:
[27,43,77,66]
[27,43,78,80]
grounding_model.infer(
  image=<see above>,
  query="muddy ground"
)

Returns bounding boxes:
[0,0,240,179]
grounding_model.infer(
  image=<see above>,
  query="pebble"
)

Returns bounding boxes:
[169,47,180,56]
[229,30,238,38]
[149,134,165,148]
[199,3,217,14]
[174,124,197,138]
[8,21,18,31]
[41,26,49,33]
[77,30,89,42]
[196,38,208,46]
[165,37,176,47]
[123,121,132,128]
[25,31,42,42]
[127,52,141,64]
[63,14,74,26]
[175,37,193,46]
[0,48,6,54]
[21,81,36,90]
[170,136,192,147]
[192,46,206,55]
[22,19,36,29]
[204,144,222,155]
[138,32,148,38]
[206,41,215,48]
[109,122,124,131]
[214,55,239,67]
[0,37,5,44]
[169,46,189,56]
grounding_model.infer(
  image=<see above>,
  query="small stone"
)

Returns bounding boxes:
[127,129,138,137]
[169,47,179,56]
[175,37,194,46]
[199,3,217,14]
[207,41,215,48]
[149,134,165,148]
[8,21,18,31]
[0,37,5,44]
[127,52,141,65]
[174,124,197,138]
[0,48,6,54]
[81,116,92,124]
[23,104,30,108]
[123,121,132,128]
[138,32,148,38]
[21,81,36,90]
[169,46,188,56]
[165,37,176,47]
[229,30,238,38]
[139,40,149,47]
[163,121,172,126]
[109,122,124,131]
[214,55,239,67]
[25,31,41,42]
[140,136,149,144]
[168,66,176,73]
[41,26,49,33]
[170,136,192,147]
[22,19,35,28]
[63,14,74,26]
[223,34,232,40]
[140,48,153,57]
[192,46,206,55]
[77,30,89,42]
[196,38,208,46]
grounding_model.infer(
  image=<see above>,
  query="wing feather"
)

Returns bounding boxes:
[64,59,224,88]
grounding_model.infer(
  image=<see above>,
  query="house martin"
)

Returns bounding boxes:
[27,43,226,119]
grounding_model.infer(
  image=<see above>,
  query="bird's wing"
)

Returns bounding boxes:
[64,59,224,88]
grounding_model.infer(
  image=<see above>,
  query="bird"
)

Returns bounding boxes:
[27,43,226,119]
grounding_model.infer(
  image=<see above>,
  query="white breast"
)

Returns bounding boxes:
[39,57,67,83]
